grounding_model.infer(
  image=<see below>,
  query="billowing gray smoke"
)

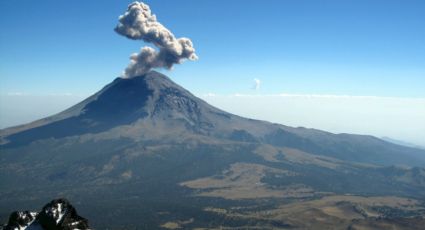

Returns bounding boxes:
[115,1,198,78]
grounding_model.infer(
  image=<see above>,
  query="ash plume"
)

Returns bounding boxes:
[115,1,198,78]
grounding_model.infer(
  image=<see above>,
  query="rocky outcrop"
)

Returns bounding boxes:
[2,198,90,230]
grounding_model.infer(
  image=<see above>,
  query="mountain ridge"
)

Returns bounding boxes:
[2,71,424,166]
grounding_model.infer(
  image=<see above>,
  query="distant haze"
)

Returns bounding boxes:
[0,94,86,129]
[1,92,424,148]
[199,93,425,148]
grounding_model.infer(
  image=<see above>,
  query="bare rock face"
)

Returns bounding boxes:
[3,211,37,230]
[3,199,90,230]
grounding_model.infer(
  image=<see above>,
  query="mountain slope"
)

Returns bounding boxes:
[1,71,425,229]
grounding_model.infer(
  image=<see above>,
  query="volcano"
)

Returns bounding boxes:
[1,71,425,229]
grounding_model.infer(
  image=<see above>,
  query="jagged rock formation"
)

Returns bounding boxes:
[2,199,89,230]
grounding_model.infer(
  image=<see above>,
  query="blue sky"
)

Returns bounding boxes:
[1,0,424,96]
[0,0,424,144]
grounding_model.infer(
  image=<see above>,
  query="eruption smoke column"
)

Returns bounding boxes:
[115,2,198,78]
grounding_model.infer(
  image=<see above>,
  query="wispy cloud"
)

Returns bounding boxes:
[200,93,425,100]
[2,92,87,97]
[202,93,217,97]
[6,92,28,96]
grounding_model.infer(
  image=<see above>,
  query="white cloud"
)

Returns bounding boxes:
[252,78,261,90]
